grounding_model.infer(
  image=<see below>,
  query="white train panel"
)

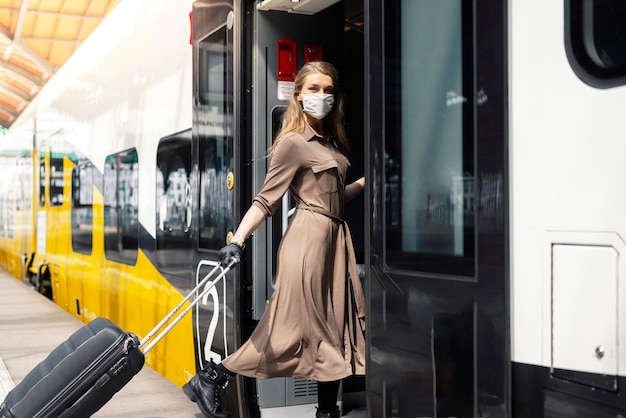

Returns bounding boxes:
[510,0,626,374]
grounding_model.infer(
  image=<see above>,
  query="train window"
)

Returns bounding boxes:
[39,153,45,207]
[24,158,32,210]
[49,155,64,207]
[16,157,31,211]
[197,25,234,250]
[384,0,475,276]
[199,136,232,250]
[156,130,192,274]
[71,162,94,255]
[566,0,626,88]
[0,196,4,237]
[103,149,139,265]
[6,193,12,238]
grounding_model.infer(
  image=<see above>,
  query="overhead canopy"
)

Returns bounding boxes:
[0,0,121,129]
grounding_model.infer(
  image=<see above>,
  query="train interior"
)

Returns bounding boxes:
[248,0,366,415]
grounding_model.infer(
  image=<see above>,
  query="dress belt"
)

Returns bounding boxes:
[296,204,366,326]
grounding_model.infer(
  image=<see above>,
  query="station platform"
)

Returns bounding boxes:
[0,269,203,418]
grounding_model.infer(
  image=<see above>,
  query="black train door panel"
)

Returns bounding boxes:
[365,0,508,416]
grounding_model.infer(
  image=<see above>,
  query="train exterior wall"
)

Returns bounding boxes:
[510,0,626,414]
[510,0,626,375]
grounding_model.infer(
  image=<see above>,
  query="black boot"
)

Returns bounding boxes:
[182,360,234,418]
[316,406,340,418]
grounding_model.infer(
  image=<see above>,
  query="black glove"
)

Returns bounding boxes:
[218,242,243,266]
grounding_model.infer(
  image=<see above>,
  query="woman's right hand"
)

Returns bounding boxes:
[218,242,243,266]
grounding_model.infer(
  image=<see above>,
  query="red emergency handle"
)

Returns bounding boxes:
[277,38,297,81]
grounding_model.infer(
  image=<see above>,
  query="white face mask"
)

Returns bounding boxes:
[301,93,334,120]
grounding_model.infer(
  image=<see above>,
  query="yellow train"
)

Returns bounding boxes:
[0,2,197,390]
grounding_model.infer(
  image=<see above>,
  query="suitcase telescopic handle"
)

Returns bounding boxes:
[139,258,239,354]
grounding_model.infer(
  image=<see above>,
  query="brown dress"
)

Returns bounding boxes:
[221,124,366,382]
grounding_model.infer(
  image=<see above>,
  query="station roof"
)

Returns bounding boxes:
[0,0,121,129]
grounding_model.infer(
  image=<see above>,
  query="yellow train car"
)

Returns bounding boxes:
[0,0,199,389]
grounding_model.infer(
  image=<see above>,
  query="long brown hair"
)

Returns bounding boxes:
[270,61,349,156]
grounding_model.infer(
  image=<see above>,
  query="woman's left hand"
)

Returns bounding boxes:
[345,176,365,202]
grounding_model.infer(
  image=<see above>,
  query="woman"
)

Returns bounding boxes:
[183,61,366,418]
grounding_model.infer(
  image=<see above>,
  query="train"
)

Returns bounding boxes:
[0,0,625,417]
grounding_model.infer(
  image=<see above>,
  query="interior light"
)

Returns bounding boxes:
[291,0,300,3]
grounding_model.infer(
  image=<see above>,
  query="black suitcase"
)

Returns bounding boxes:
[0,261,236,418]
[0,317,144,418]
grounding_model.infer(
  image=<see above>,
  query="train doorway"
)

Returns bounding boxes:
[246,0,366,416]
[192,0,366,417]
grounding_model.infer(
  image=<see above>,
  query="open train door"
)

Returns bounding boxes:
[365,1,509,417]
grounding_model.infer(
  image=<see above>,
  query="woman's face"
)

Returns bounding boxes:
[298,72,334,99]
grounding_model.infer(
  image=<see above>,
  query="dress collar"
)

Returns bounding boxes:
[303,122,329,142]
